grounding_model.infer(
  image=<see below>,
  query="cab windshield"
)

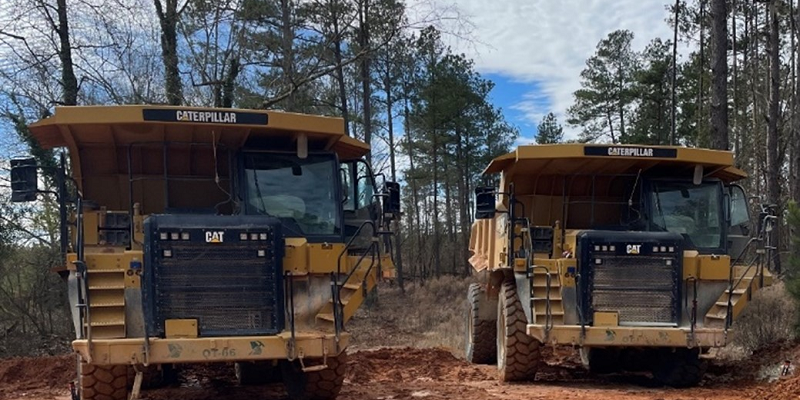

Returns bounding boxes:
[649,181,723,250]
[244,153,339,236]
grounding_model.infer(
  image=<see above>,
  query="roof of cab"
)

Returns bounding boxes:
[484,144,746,182]
[28,105,370,160]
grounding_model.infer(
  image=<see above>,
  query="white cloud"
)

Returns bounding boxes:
[437,0,678,139]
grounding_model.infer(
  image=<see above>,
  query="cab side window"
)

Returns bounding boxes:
[356,161,376,209]
[729,185,749,227]
[341,163,355,211]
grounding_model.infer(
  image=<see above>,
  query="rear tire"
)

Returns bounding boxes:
[652,348,705,387]
[79,363,128,400]
[497,281,540,382]
[280,352,347,400]
[466,283,497,364]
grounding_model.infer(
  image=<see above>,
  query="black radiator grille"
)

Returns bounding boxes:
[578,231,683,327]
[144,216,283,337]
[591,256,678,324]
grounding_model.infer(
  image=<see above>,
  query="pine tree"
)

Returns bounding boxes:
[536,112,564,144]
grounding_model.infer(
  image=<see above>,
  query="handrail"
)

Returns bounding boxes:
[336,220,377,277]
[517,216,554,334]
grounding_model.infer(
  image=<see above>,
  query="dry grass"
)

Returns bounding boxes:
[732,283,798,355]
[348,276,474,355]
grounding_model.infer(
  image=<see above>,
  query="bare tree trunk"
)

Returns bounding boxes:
[767,0,782,273]
[794,0,800,203]
[698,0,706,144]
[385,73,403,291]
[671,0,679,145]
[733,0,740,157]
[710,0,729,150]
[404,93,423,282]
[280,0,297,111]
[222,57,240,108]
[358,0,372,162]
[330,0,350,135]
[56,0,77,105]
[154,0,183,105]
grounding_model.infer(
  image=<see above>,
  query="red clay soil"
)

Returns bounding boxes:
[0,346,797,400]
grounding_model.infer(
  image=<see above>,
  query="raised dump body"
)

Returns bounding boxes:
[465,144,773,387]
[10,105,399,400]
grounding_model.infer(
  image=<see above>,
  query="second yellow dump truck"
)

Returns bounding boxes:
[466,144,773,386]
[10,105,398,400]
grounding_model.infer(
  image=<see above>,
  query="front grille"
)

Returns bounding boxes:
[578,231,683,327]
[144,215,283,337]
[591,256,678,325]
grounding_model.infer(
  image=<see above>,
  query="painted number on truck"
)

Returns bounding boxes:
[202,347,236,359]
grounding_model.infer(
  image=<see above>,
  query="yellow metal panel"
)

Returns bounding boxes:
[558,258,577,288]
[73,333,351,365]
[594,312,619,327]
[698,255,731,280]
[284,238,309,274]
[306,243,347,273]
[83,211,100,245]
[528,325,730,348]
[683,250,699,278]
[165,319,198,338]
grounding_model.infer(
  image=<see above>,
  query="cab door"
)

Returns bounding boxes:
[341,160,378,249]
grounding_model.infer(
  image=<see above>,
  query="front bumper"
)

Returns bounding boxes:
[528,324,730,348]
[74,332,350,365]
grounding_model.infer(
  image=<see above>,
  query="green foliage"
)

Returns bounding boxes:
[535,112,564,144]
[567,30,639,143]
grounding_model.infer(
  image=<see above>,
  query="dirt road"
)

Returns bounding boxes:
[0,345,795,400]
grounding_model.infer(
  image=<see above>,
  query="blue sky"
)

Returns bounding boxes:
[425,0,681,142]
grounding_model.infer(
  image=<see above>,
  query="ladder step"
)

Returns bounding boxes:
[725,289,747,295]
[342,283,361,291]
[715,301,733,307]
[87,320,125,327]
[535,311,564,316]
[317,313,335,322]
[706,313,726,320]
[532,296,562,301]
[90,302,125,308]
[89,286,126,290]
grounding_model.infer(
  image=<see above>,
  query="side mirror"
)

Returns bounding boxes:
[10,158,38,203]
[383,181,400,220]
[475,187,496,219]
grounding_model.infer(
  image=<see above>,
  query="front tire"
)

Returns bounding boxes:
[280,352,347,400]
[497,281,540,382]
[79,363,128,400]
[466,283,497,364]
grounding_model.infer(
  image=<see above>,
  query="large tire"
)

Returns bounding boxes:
[79,363,128,400]
[235,361,281,385]
[126,364,177,390]
[466,283,497,364]
[652,348,706,388]
[497,281,540,382]
[281,352,347,400]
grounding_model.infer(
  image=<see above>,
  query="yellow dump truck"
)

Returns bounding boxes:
[465,144,774,387]
[10,105,398,400]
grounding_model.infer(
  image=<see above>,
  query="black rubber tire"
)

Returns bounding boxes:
[235,361,281,385]
[281,352,347,400]
[466,283,497,365]
[652,348,706,388]
[79,363,129,400]
[496,281,540,382]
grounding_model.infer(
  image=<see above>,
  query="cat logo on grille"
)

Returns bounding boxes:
[626,244,641,255]
[205,231,225,243]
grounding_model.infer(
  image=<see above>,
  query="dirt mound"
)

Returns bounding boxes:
[0,353,74,396]
[346,347,493,384]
